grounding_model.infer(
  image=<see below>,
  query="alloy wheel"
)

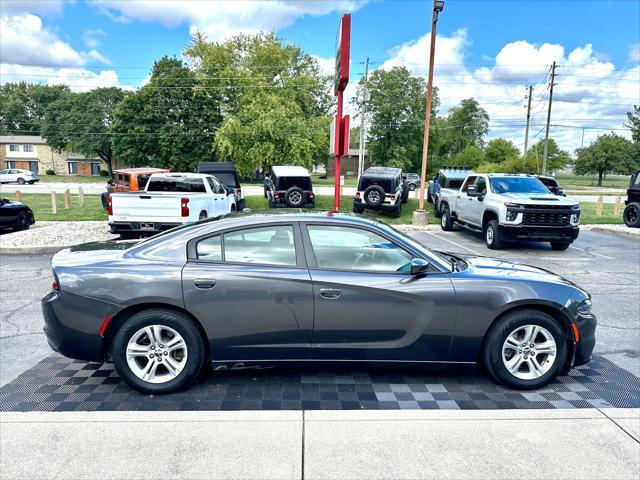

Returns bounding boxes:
[486,225,494,244]
[289,191,302,205]
[367,191,381,204]
[501,325,557,380]
[126,325,188,384]
[625,205,638,224]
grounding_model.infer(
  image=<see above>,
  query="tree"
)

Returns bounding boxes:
[626,105,640,143]
[485,138,519,165]
[0,83,70,135]
[43,87,126,176]
[450,145,485,169]
[353,66,438,172]
[527,138,570,173]
[441,98,489,157]
[574,133,639,185]
[112,57,221,172]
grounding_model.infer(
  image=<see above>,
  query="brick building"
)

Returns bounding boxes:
[0,135,116,176]
[327,149,370,177]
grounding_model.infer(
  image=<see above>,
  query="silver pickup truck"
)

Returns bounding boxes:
[438,173,581,250]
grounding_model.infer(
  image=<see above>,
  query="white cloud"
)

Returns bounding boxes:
[312,55,335,76]
[0,0,67,16]
[83,28,107,48]
[90,0,367,41]
[378,31,640,153]
[631,44,640,62]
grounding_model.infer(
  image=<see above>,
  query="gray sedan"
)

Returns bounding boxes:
[42,212,596,394]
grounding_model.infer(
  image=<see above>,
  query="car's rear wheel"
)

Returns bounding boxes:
[440,205,454,231]
[550,242,570,251]
[623,202,640,228]
[112,309,205,394]
[408,184,416,191]
[14,211,31,231]
[28,181,35,184]
[485,220,503,249]
[17,177,25,185]
[199,210,207,220]
[482,309,567,390]
[390,205,401,218]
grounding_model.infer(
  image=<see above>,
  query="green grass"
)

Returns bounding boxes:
[19,193,107,221]
[12,193,624,225]
[556,174,630,189]
[38,175,106,183]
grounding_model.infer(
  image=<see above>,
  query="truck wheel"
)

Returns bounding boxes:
[440,205,454,231]
[623,202,640,228]
[550,242,570,251]
[485,220,504,249]
[285,187,304,208]
[199,211,207,220]
[408,183,416,191]
[390,205,401,218]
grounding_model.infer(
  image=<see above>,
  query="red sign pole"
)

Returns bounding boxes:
[333,13,350,212]
[334,90,343,211]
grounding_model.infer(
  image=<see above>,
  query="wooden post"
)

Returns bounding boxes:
[64,188,71,209]
[51,192,57,214]
[15,191,21,202]
[596,195,604,216]
[78,187,84,207]
[613,195,622,216]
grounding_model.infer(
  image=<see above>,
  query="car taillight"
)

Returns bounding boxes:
[107,196,113,215]
[235,188,242,197]
[181,197,190,217]
[355,192,361,198]
[309,192,314,198]
[52,272,59,291]
[388,195,396,201]
[274,192,280,199]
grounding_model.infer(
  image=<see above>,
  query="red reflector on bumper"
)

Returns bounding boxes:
[571,322,580,342]
[99,316,113,337]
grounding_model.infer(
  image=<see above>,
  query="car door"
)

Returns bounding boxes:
[456,175,477,222]
[302,223,457,362]
[182,223,314,361]
[465,176,487,227]
[209,177,228,215]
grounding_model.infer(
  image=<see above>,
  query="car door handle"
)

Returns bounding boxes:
[319,288,341,299]
[193,279,216,289]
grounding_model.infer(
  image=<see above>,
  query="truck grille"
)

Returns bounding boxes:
[522,205,572,226]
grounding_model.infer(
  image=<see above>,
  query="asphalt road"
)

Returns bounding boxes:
[1,229,638,387]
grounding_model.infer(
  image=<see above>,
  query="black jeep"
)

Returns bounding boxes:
[623,168,640,228]
[353,167,408,218]
[264,166,315,208]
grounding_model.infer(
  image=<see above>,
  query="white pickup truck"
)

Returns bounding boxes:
[438,173,581,250]
[108,173,236,236]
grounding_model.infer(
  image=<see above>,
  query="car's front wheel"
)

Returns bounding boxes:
[623,202,640,228]
[482,309,567,390]
[17,177,25,185]
[440,205,454,231]
[484,220,504,249]
[112,309,206,394]
[14,211,31,231]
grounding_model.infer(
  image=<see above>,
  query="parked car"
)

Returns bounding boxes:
[536,175,565,196]
[43,211,596,394]
[0,168,39,185]
[439,174,581,250]
[623,168,640,228]
[429,167,474,217]
[0,197,35,231]
[108,173,236,236]
[101,167,170,210]
[197,162,245,210]
[402,172,421,191]
[264,166,315,208]
[353,167,408,218]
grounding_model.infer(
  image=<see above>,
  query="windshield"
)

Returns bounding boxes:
[377,222,452,271]
[201,171,238,188]
[359,178,393,192]
[489,177,550,195]
[278,176,312,190]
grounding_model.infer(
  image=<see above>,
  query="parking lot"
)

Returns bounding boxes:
[1,228,638,412]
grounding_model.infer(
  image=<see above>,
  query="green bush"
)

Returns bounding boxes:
[45,169,56,176]
[99,170,109,176]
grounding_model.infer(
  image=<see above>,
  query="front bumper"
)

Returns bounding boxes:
[109,221,180,234]
[573,312,597,366]
[498,224,579,242]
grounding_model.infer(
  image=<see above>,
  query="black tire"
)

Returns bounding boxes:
[401,185,409,204]
[623,202,640,228]
[268,199,276,209]
[14,211,31,231]
[17,177,25,185]
[112,309,206,394]
[408,183,416,191]
[28,181,35,184]
[230,203,237,212]
[390,205,401,218]
[550,242,570,251]
[484,219,503,250]
[285,186,305,208]
[199,211,208,220]
[482,309,567,390]
[363,185,385,208]
[353,203,365,214]
[426,192,433,203]
[101,193,110,210]
[440,205,454,231]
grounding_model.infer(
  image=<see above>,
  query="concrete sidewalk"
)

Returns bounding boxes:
[1,409,638,479]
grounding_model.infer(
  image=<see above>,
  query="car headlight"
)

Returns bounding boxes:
[505,210,518,221]
[576,298,592,315]
[570,212,580,226]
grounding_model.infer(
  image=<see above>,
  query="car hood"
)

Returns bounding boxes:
[499,192,578,206]
[461,254,582,290]
[51,240,138,268]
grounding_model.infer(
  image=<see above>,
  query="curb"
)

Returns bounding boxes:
[0,245,72,255]
[582,226,640,238]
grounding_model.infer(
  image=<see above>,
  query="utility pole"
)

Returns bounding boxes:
[581,127,585,148]
[357,57,369,178]
[542,61,556,175]
[523,85,533,160]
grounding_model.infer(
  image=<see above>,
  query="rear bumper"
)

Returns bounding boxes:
[498,224,579,242]
[109,221,180,234]
[573,312,597,366]
[353,198,399,212]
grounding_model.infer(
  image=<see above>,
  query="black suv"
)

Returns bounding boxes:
[403,172,421,191]
[623,169,640,228]
[197,162,245,209]
[353,167,408,218]
[536,175,565,196]
[264,166,315,208]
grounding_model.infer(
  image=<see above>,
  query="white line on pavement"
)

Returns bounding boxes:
[423,232,483,256]
[570,245,615,260]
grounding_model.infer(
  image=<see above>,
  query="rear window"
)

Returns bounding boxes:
[277,176,312,191]
[445,179,464,189]
[538,177,558,188]
[137,174,152,190]
[147,177,207,193]
[359,178,392,192]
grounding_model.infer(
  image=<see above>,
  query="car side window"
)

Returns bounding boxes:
[224,225,296,266]
[307,225,413,273]
[461,176,476,193]
[196,235,222,260]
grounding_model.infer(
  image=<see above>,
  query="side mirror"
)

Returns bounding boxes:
[477,191,485,201]
[410,258,430,276]
[466,185,478,197]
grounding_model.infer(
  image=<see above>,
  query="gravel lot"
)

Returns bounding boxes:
[0,221,117,249]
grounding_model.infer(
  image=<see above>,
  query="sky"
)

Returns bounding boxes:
[1,0,639,153]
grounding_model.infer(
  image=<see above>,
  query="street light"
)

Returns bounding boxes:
[415,0,444,223]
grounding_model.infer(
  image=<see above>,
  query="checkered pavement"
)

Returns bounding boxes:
[0,355,638,412]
